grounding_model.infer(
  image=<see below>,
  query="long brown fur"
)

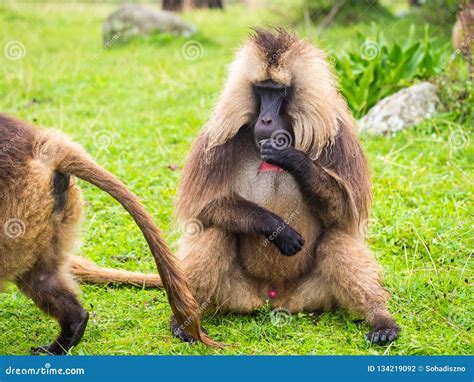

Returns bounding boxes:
[452,2,473,78]
[71,29,398,344]
[176,29,370,233]
[70,256,162,288]
[0,114,218,353]
[452,3,473,53]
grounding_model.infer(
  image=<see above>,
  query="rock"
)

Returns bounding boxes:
[358,82,440,134]
[103,4,197,44]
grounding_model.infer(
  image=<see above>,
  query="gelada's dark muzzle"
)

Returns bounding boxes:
[255,93,291,142]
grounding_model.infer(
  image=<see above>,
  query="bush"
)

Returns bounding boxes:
[435,76,474,124]
[418,0,463,25]
[334,25,449,118]
[305,0,392,24]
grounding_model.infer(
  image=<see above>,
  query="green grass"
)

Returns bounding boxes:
[0,1,472,355]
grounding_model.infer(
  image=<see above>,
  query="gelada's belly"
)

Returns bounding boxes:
[235,169,321,282]
[238,232,317,282]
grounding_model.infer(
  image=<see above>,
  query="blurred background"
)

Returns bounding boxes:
[1,0,472,133]
[0,0,472,355]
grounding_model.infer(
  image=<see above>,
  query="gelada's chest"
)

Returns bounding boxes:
[233,157,307,218]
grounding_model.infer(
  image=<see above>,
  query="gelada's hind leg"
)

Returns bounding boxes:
[316,228,400,344]
[16,262,89,355]
[281,270,335,314]
[171,228,264,343]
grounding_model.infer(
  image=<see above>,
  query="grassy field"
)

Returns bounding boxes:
[0,1,472,355]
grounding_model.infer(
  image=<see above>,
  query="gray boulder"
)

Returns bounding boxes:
[358,82,440,134]
[103,4,197,44]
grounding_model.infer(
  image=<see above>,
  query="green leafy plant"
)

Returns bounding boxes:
[335,25,449,118]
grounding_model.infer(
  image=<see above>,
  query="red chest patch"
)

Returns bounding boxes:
[258,161,286,173]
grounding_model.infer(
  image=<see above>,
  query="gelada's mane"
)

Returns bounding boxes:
[176,29,371,233]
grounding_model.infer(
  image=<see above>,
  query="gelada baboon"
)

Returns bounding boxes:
[72,29,400,345]
[0,114,217,354]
